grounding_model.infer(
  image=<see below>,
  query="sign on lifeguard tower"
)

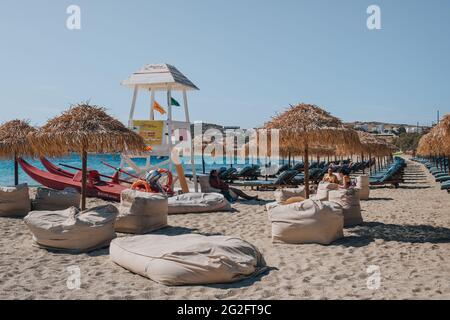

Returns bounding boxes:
[121,63,199,191]
[132,120,164,145]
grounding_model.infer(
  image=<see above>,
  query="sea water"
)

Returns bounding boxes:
[0,153,275,186]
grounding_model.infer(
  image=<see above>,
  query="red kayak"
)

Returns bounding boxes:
[39,157,132,185]
[18,158,127,202]
[40,157,75,178]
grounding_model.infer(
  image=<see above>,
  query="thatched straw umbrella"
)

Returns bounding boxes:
[417,116,450,173]
[417,132,439,156]
[29,103,146,209]
[0,120,37,185]
[265,103,360,198]
[435,114,450,156]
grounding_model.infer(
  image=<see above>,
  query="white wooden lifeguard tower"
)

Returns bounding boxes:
[120,63,199,191]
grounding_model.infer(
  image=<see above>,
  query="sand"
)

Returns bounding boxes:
[1,158,449,300]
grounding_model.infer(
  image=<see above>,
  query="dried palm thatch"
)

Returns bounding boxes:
[356,131,383,155]
[417,127,443,156]
[434,114,450,155]
[0,120,37,158]
[29,103,145,156]
[0,120,37,185]
[245,142,337,158]
[264,103,361,198]
[29,103,146,209]
[264,104,361,150]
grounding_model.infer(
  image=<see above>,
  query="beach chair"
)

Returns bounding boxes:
[219,167,238,181]
[440,180,450,191]
[435,175,450,183]
[369,164,404,188]
[276,164,290,175]
[230,169,300,190]
[292,162,304,172]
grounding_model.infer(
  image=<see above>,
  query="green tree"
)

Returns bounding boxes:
[398,126,407,134]
[393,133,423,152]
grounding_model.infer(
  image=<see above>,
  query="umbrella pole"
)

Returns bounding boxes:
[81,150,87,210]
[304,145,310,199]
[14,154,19,186]
[361,153,365,174]
[202,149,206,174]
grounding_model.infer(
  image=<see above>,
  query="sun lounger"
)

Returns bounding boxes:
[440,180,450,191]
[219,167,238,181]
[436,175,450,183]
[230,169,300,190]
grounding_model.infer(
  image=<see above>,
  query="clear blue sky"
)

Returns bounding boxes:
[0,0,449,128]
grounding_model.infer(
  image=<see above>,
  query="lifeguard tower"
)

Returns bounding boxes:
[120,63,198,192]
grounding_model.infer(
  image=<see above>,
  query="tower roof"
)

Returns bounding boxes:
[121,64,199,91]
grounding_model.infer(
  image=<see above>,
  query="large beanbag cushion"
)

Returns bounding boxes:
[268,199,344,245]
[110,234,267,286]
[115,189,168,234]
[355,175,370,200]
[265,201,279,211]
[24,205,118,253]
[0,183,31,217]
[274,187,305,203]
[168,193,231,214]
[32,187,81,211]
[328,188,363,227]
[311,182,339,201]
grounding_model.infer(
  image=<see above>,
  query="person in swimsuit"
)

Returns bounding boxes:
[209,170,259,203]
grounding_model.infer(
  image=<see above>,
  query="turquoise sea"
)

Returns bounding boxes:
[0,153,276,186]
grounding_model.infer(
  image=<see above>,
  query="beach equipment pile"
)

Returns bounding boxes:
[115,189,168,234]
[110,234,267,286]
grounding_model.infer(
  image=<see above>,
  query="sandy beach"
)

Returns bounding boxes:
[0,158,449,300]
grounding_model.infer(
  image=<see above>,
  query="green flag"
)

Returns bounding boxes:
[170,97,180,107]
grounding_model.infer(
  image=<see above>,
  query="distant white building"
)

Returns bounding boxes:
[405,126,424,134]
[355,124,369,131]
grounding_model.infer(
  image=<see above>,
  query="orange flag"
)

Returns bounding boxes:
[153,101,166,115]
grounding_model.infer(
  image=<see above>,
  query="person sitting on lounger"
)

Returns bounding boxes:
[338,168,352,189]
[209,170,259,203]
[322,167,339,184]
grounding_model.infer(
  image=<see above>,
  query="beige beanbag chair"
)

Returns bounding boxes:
[265,196,305,211]
[115,189,168,234]
[24,205,118,253]
[110,234,267,286]
[328,188,363,227]
[0,183,31,217]
[265,201,279,211]
[168,193,231,214]
[311,182,339,201]
[356,175,370,200]
[268,199,344,245]
[274,187,305,203]
[32,187,81,211]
